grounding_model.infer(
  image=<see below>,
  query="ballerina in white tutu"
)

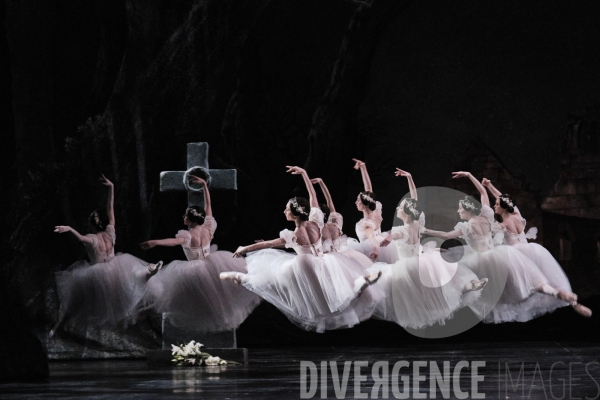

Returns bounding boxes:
[367,168,487,329]
[424,171,589,323]
[346,158,398,263]
[220,166,384,333]
[52,175,161,337]
[310,177,373,268]
[139,175,261,332]
[481,178,591,318]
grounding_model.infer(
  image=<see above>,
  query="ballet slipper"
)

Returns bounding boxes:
[365,270,382,285]
[355,271,382,297]
[557,290,577,304]
[468,278,488,292]
[220,272,243,285]
[147,261,163,277]
[572,302,592,318]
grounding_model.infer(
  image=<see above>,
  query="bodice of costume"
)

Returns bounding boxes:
[322,211,347,253]
[85,224,116,264]
[454,205,496,252]
[355,202,383,241]
[391,217,424,258]
[176,216,217,261]
[280,207,325,257]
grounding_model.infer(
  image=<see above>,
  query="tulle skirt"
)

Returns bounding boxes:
[347,236,399,264]
[366,252,481,329]
[333,248,374,270]
[55,253,150,328]
[143,249,261,333]
[240,249,386,333]
[454,245,569,323]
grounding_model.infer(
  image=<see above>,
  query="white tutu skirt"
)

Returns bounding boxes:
[335,248,374,270]
[454,245,569,323]
[240,249,385,333]
[143,249,261,333]
[347,237,399,264]
[55,253,149,328]
[367,252,481,329]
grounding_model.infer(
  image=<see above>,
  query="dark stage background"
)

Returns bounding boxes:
[1,0,599,374]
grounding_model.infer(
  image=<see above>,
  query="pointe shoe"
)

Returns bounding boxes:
[557,290,578,305]
[470,278,488,292]
[573,302,592,318]
[365,270,382,285]
[147,261,163,277]
[220,272,243,285]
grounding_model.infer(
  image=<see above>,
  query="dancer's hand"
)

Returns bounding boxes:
[54,226,71,233]
[310,178,323,185]
[99,174,113,187]
[232,246,247,258]
[140,240,157,250]
[254,239,264,243]
[188,175,206,185]
[482,178,491,187]
[451,171,471,179]
[285,166,305,175]
[352,158,365,170]
[379,235,392,247]
[369,247,379,261]
[395,168,411,178]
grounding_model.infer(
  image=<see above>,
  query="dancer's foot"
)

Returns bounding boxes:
[365,270,382,285]
[469,278,488,292]
[557,290,577,304]
[147,261,163,277]
[220,272,243,285]
[573,302,592,318]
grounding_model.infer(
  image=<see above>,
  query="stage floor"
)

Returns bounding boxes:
[2,342,599,399]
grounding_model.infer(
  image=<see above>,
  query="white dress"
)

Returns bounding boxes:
[455,206,567,323]
[322,211,373,269]
[238,208,386,333]
[367,214,482,329]
[143,216,261,332]
[55,225,150,327]
[495,212,570,316]
[347,201,399,263]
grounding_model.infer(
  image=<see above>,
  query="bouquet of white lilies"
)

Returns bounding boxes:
[171,340,232,366]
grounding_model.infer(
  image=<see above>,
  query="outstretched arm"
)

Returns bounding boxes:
[286,166,318,208]
[232,238,286,258]
[423,228,462,241]
[452,171,489,207]
[54,226,94,245]
[395,168,417,200]
[482,178,502,199]
[188,175,212,217]
[139,237,186,250]
[352,158,372,192]
[310,178,336,213]
[99,175,115,226]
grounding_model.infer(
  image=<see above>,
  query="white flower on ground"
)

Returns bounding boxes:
[205,356,221,366]
[171,344,183,355]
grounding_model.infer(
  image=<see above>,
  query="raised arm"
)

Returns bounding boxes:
[310,178,336,213]
[232,238,286,258]
[422,228,462,241]
[452,171,489,207]
[482,178,502,199]
[352,158,373,192]
[286,166,318,208]
[139,237,186,250]
[395,168,417,200]
[54,226,94,245]
[99,174,115,226]
[188,175,212,217]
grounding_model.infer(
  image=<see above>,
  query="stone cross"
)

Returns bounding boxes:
[160,142,237,207]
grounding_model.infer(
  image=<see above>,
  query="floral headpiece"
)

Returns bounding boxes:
[499,196,514,208]
[459,197,479,213]
[404,199,419,219]
[90,210,104,229]
[186,207,205,218]
[360,192,375,204]
[289,198,308,216]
